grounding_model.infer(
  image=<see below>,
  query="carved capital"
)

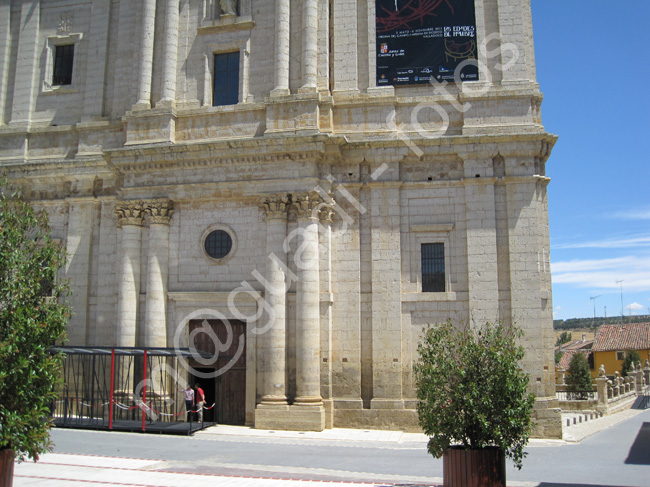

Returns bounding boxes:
[260,194,291,221]
[114,201,146,227]
[145,199,174,225]
[319,206,335,225]
[291,191,332,221]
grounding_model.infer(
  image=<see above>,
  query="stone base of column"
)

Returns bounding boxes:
[254,403,325,432]
[270,87,291,98]
[370,398,404,409]
[530,397,562,439]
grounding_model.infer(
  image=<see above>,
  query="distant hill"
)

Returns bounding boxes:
[554,315,650,330]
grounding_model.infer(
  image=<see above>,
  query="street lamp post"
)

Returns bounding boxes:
[590,295,601,328]
[616,280,624,324]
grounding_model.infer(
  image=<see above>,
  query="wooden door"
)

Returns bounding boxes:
[189,319,246,425]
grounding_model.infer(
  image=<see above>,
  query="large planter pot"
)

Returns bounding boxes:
[0,449,14,487]
[443,446,506,487]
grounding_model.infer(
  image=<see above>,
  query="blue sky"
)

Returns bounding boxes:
[530,1,650,321]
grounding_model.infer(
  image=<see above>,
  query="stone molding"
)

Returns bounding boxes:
[114,199,174,227]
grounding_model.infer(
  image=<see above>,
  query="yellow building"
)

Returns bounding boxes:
[592,323,650,377]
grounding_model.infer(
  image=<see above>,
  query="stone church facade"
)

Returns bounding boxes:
[0,0,561,436]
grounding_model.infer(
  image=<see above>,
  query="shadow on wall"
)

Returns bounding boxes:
[624,421,650,465]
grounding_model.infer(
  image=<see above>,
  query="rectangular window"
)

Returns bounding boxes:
[616,351,625,361]
[213,52,240,106]
[53,44,74,85]
[422,243,445,292]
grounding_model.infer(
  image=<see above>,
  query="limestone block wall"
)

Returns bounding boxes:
[0,0,561,436]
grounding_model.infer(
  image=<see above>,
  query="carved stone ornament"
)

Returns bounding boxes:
[260,194,291,220]
[114,201,146,227]
[292,192,333,221]
[220,0,237,16]
[598,364,606,377]
[319,205,335,224]
[145,199,174,224]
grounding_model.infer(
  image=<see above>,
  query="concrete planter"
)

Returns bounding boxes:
[443,446,506,487]
[0,449,14,487]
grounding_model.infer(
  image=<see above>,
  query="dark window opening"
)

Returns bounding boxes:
[204,230,233,259]
[213,52,240,106]
[53,44,74,85]
[422,243,445,292]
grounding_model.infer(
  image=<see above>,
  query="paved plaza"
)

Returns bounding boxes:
[13,407,650,487]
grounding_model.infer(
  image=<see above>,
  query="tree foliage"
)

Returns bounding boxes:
[622,350,641,377]
[566,352,592,399]
[555,331,572,347]
[413,321,535,470]
[0,177,70,461]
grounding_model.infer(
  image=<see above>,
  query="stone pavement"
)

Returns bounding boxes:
[12,408,649,487]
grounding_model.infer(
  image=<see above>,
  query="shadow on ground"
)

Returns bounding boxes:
[624,421,650,465]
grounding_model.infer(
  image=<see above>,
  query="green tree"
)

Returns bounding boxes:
[555,331,572,347]
[0,177,70,462]
[622,350,641,377]
[413,321,535,470]
[566,352,592,400]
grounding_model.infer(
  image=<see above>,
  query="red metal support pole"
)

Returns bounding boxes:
[109,349,115,430]
[142,349,147,431]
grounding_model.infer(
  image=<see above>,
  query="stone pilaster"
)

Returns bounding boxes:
[65,200,99,345]
[319,204,334,428]
[82,0,111,120]
[114,201,145,347]
[271,0,291,96]
[143,199,173,348]
[135,0,157,109]
[10,0,40,125]
[462,158,499,325]
[300,0,318,93]
[370,182,403,409]
[159,0,180,106]
[331,0,358,94]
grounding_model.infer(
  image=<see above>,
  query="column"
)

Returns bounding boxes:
[10,0,40,124]
[159,0,180,106]
[293,192,322,405]
[114,201,145,347]
[0,0,12,125]
[259,196,290,405]
[496,0,529,82]
[82,0,111,120]
[300,0,318,92]
[272,0,290,96]
[143,199,173,348]
[135,0,157,109]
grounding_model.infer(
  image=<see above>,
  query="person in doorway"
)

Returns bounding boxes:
[181,385,194,422]
[195,383,205,423]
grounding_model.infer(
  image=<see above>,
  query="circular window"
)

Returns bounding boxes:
[204,230,233,260]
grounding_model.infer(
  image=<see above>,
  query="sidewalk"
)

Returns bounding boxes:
[13,408,647,487]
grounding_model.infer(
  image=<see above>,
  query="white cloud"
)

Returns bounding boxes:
[553,234,650,250]
[627,302,644,310]
[551,254,650,291]
[609,208,650,221]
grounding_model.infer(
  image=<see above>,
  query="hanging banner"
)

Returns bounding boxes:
[376,0,478,86]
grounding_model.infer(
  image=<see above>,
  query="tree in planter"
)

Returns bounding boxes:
[566,352,593,400]
[413,321,535,474]
[622,350,641,377]
[0,177,70,472]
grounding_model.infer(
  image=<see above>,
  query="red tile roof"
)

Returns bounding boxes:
[558,349,592,370]
[592,323,650,352]
[555,339,593,352]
